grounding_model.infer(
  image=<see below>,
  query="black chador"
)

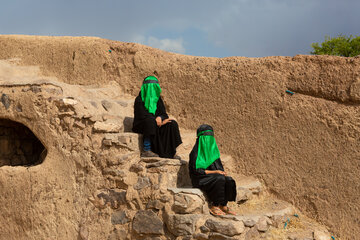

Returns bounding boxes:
[189,124,236,207]
[132,76,182,158]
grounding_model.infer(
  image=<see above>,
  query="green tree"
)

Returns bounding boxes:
[311,35,360,57]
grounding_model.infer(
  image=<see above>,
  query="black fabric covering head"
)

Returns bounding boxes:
[197,124,213,136]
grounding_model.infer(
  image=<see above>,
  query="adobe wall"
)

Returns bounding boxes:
[1,35,359,239]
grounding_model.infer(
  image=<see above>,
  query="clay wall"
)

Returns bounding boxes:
[0,35,359,239]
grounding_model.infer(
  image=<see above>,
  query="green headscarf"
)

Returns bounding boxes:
[196,129,221,169]
[140,76,162,115]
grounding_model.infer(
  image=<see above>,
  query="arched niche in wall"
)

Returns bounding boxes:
[0,118,46,167]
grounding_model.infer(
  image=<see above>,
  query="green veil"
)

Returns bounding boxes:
[196,129,221,169]
[140,76,162,115]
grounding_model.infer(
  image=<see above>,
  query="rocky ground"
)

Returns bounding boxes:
[0,59,336,239]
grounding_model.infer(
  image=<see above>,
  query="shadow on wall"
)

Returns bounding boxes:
[123,117,134,132]
[0,118,47,167]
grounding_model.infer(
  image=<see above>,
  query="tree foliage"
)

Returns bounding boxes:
[311,35,360,57]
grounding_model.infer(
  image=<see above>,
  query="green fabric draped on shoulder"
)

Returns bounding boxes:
[141,76,162,115]
[196,130,221,169]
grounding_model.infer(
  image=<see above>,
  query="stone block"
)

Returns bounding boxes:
[243,227,260,240]
[208,232,235,240]
[173,192,205,214]
[130,163,145,173]
[194,233,209,240]
[132,210,164,235]
[1,93,10,109]
[134,176,151,190]
[111,210,130,225]
[93,121,122,133]
[255,216,270,232]
[94,189,127,209]
[146,200,164,210]
[165,213,202,236]
[205,218,245,237]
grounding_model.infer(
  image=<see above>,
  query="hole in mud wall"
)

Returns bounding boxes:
[0,119,47,167]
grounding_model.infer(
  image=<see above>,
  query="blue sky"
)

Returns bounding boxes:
[1,0,359,57]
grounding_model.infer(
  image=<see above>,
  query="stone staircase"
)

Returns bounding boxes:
[91,124,333,239]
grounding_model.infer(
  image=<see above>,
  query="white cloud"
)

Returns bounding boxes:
[147,36,186,54]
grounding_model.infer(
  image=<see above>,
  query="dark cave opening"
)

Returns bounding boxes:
[0,119,46,167]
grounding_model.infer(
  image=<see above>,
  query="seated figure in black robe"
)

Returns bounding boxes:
[189,124,237,216]
[132,76,182,158]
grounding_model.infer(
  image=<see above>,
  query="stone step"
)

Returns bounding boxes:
[164,187,330,240]
[102,132,142,151]
[226,195,296,223]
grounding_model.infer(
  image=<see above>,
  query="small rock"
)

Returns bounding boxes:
[62,98,78,106]
[208,232,234,240]
[103,139,113,146]
[30,85,41,93]
[74,121,86,129]
[90,101,98,108]
[15,104,22,112]
[256,216,269,232]
[101,100,112,111]
[93,121,121,133]
[117,100,128,107]
[146,200,164,210]
[160,194,172,203]
[146,159,186,168]
[313,230,331,240]
[132,210,164,235]
[102,168,126,177]
[134,176,151,190]
[194,233,209,240]
[243,219,256,227]
[95,189,127,209]
[200,225,210,233]
[130,163,145,173]
[111,210,130,225]
[1,94,10,109]
[108,229,127,240]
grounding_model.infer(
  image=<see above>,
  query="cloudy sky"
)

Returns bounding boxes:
[1,0,359,57]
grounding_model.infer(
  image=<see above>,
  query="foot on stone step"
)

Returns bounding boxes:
[220,206,237,215]
[209,206,226,216]
[141,150,159,158]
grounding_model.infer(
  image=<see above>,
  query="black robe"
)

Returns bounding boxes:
[132,93,182,158]
[189,139,237,206]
